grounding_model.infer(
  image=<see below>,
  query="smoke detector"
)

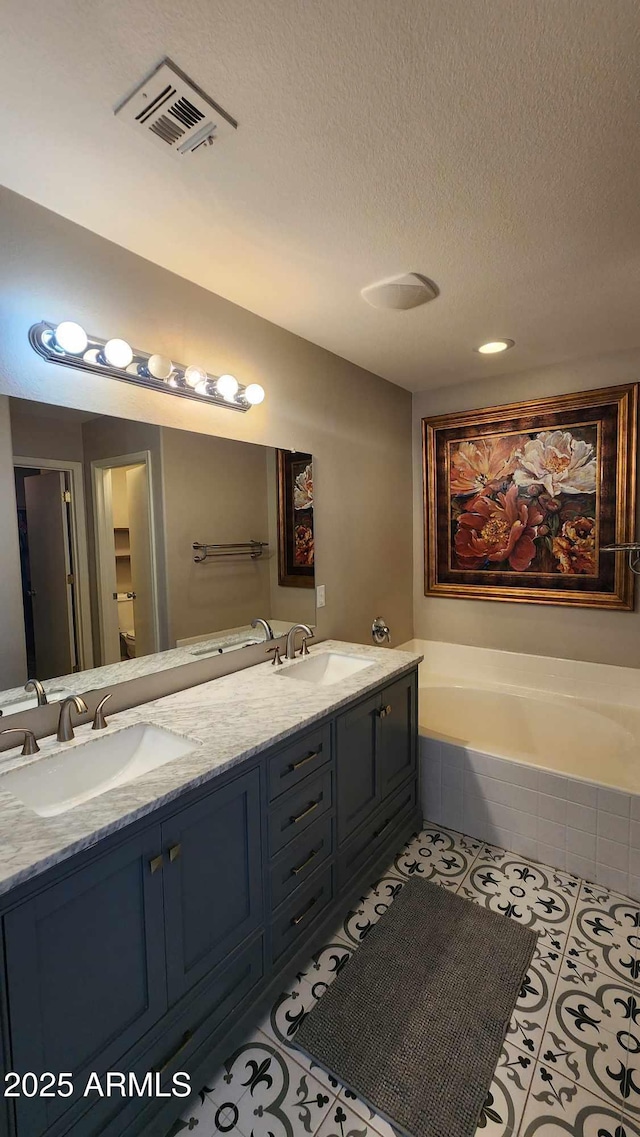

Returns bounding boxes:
[360,273,439,310]
[115,58,237,156]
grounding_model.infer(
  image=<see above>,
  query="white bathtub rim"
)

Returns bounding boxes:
[419,676,640,793]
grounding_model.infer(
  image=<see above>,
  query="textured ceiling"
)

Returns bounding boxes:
[1,0,640,391]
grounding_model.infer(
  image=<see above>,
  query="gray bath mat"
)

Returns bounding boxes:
[293,877,537,1137]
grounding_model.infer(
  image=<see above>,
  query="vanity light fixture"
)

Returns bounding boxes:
[215,373,239,400]
[53,321,88,354]
[103,338,134,368]
[29,321,265,412]
[474,339,515,354]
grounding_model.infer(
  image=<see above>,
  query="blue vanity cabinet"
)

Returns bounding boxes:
[335,690,381,842]
[335,672,419,895]
[377,672,417,800]
[335,672,418,846]
[0,664,420,1137]
[2,826,167,1137]
[162,766,263,1004]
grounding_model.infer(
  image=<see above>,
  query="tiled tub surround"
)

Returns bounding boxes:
[421,736,640,898]
[407,640,640,898]
[0,639,422,895]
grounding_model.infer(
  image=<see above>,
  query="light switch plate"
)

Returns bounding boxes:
[316,584,326,608]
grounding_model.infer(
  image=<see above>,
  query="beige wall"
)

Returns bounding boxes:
[413,348,640,668]
[161,427,272,643]
[0,186,413,653]
[10,405,84,463]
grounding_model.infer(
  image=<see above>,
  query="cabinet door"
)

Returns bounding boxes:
[4,827,166,1137]
[377,672,417,800]
[162,767,263,1005]
[336,691,380,844]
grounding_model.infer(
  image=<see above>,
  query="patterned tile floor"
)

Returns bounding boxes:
[165,825,640,1137]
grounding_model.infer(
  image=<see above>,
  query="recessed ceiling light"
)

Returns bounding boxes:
[475,339,515,354]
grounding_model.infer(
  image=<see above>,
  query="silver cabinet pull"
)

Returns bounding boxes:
[291,895,318,927]
[289,750,319,773]
[373,816,392,841]
[291,847,319,876]
[291,799,319,825]
[155,1030,193,1075]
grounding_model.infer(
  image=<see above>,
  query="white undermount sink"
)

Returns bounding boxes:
[281,652,374,686]
[0,724,201,818]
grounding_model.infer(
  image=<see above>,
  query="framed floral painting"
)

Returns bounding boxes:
[423,384,637,608]
[276,450,314,588]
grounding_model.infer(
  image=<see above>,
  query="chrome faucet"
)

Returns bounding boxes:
[25,678,48,706]
[57,696,88,743]
[92,693,112,731]
[251,618,274,641]
[285,623,314,660]
[0,728,40,756]
[371,617,391,644]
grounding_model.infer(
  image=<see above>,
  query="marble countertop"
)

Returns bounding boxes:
[0,641,422,896]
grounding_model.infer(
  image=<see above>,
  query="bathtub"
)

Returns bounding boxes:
[420,680,640,791]
[400,639,640,899]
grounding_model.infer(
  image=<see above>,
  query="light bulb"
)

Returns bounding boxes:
[103,338,133,368]
[244,383,265,405]
[54,321,88,354]
[215,373,239,400]
[475,339,514,354]
[184,365,206,389]
[147,353,173,380]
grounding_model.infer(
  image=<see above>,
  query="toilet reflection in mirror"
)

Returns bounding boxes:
[2,397,315,713]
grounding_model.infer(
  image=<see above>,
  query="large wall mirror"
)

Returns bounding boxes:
[1,397,315,715]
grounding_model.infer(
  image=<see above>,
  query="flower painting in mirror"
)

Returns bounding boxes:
[277,450,314,588]
[423,384,637,608]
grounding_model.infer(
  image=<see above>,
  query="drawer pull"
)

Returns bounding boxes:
[291,894,318,927]
[379,704,392,719]
[149,854,164,874]
[291,799,320,825]
[155,1030,193,1075]
[169,843,181,863]
[289,749,320,773]
[291,846,319,876]
[373,817,392,840]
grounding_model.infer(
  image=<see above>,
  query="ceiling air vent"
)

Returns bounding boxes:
[115,58,237,156]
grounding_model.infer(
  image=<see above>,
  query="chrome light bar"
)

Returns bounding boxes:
[29,321,265,413]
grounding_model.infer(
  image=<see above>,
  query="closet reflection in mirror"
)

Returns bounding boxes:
[2,398,315,712]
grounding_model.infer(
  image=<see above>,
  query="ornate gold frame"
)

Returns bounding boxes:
[422,384,637,609]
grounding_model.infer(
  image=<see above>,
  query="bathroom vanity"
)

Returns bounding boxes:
[0,642,421,1137]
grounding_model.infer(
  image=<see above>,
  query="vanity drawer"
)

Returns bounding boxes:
[270,814,334,910]
[271,865,334,964]
[337,781,416,893]
[269,768,333,857]
[268,725,331,801]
